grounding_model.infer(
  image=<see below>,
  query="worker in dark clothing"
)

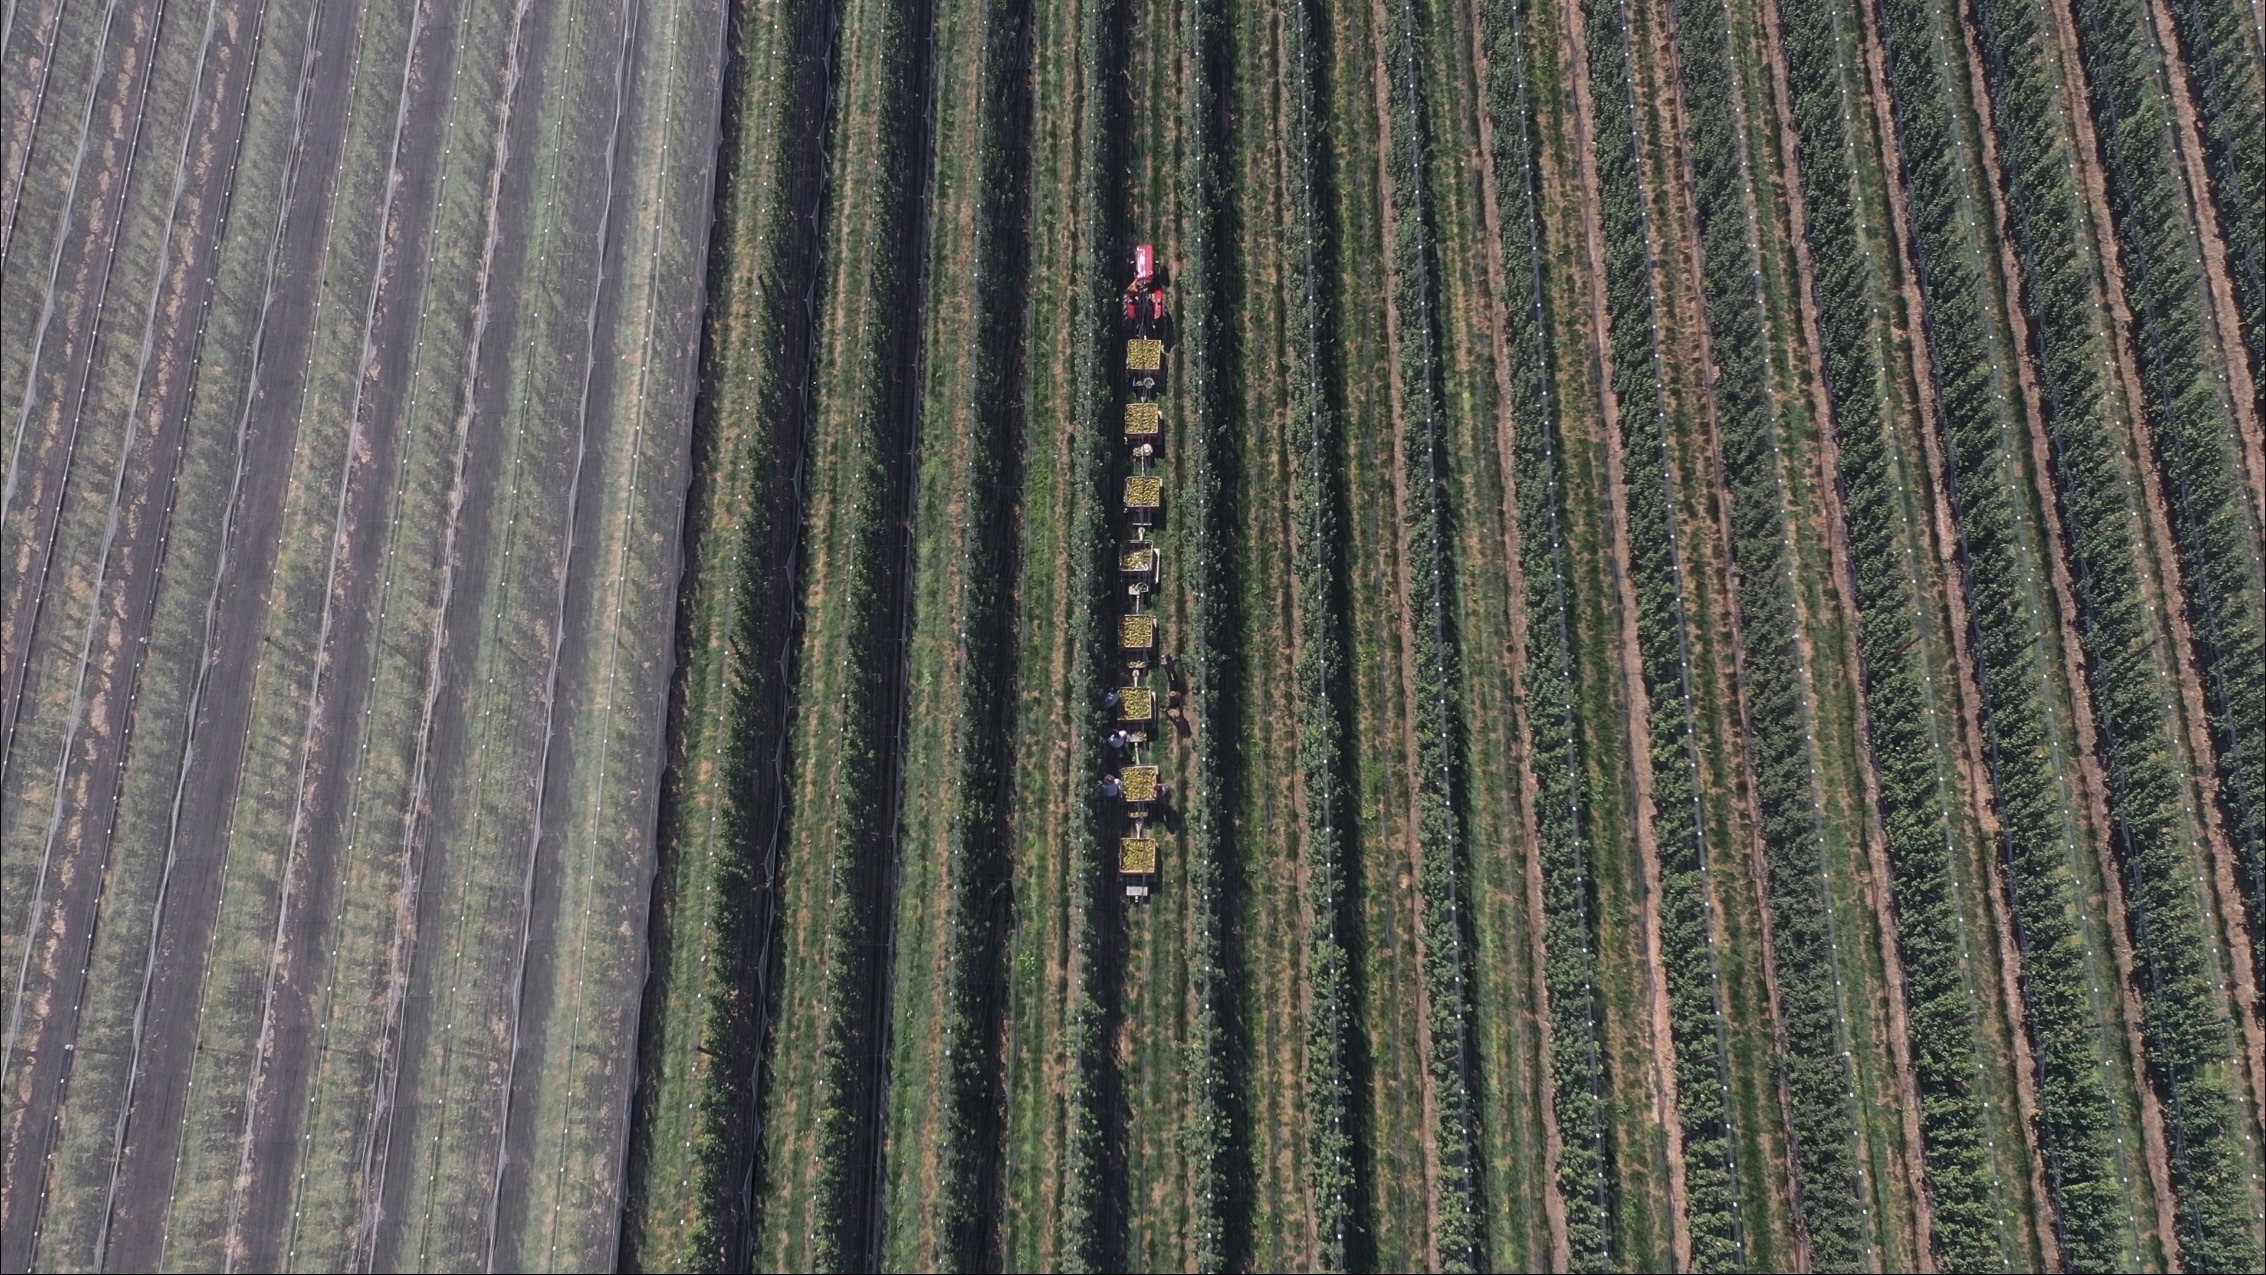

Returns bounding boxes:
[1101,774,1123,799]
[1106,730,1129,752]
[1162,653,1186,693]
[1103,688,1121,711]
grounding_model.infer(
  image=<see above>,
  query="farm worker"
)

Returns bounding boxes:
[1107,730,1129,752]
[1162,653,1187,693]
[1103,688,1121,710]
[1134,442,1154,460]
[1101,774,1123,799]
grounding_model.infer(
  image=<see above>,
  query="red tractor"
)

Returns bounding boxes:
[1122,243,1167,335]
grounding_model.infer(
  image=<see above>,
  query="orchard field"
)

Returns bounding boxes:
[625,0,2263,1269]
[5,0,2262,1271]
[2,0,723,1268]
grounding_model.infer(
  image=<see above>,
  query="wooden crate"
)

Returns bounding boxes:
[1125,338,1163,371]
[1117,687,1155,721]
[1121,765,1159,802]
[1124,475,1162,509]
[1124,401,1161,437]
[1119,836,1158,875]
[1120,613,1156,651]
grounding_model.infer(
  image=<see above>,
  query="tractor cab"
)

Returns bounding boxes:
[1123,243,1168,338]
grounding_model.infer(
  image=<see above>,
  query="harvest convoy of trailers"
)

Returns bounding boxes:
[1114,245,1171,899]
